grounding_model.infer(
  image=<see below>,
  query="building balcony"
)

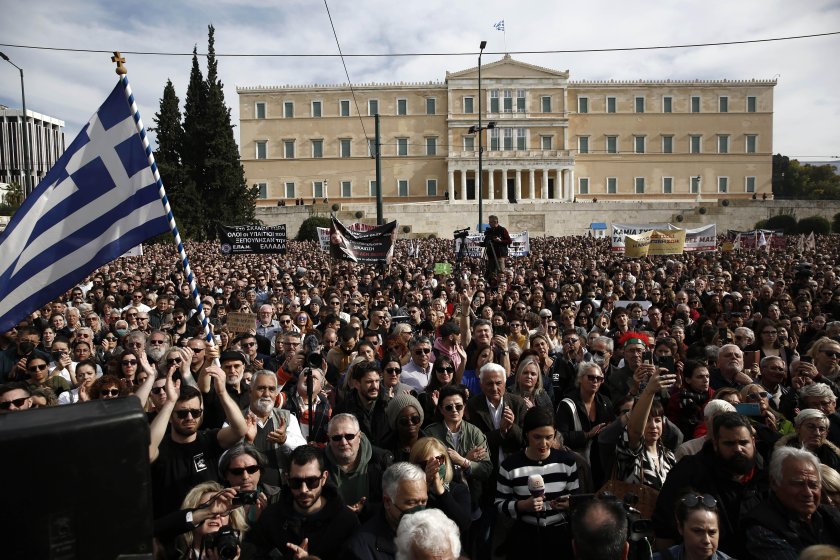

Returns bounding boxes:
[447,149,574,167]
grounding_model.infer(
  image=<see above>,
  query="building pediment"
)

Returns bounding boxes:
[447,54,569,82]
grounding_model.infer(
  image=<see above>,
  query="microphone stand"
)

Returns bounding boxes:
[304,368,314,443]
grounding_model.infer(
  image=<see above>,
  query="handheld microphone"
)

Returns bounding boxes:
[528,474,545,498]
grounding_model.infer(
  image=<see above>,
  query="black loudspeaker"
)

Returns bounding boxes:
[0,398,153,559]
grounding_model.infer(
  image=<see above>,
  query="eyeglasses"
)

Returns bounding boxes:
[227,465,261,476]
[149,339,167,345]
[241,341,257,348]
[125,313,137,317]
[137,317,149,321]
[681,494,718,509]
[127,342,143,348]
[398,414,422,427]
[586,374,605,383]
[100,388,121,397]
[329,300,341,305]
[437,366,455,373]
[563,338,579,345]
[747,391,769,401]
[443,403,465,412]
[548,325,558,330]
[0,397,29,409]
[822,351,840,359]
[121,360,138,366]
[421,454,446,469]
[188,347,204,353]
[414,348,432,355]
[151,386,166,395]
[330,432,359,442]
[28,363,49,372]
[174,408,203,419]
[166,358,182,365]
[385,367,401,375]
[762,330,778,336]
[288,476,323,490]
[105,336,117,342]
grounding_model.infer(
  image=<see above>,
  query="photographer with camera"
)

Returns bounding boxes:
[483,215,512,282]
[175,481,249,560]
[219,443,282,526]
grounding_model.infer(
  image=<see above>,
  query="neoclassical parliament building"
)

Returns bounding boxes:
[238,55,774,207]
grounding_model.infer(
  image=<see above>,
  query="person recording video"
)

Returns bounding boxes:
[484,215,512,279]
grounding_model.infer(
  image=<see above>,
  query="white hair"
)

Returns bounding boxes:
[799,383,837,402]
[382,462,426,502]
[328,412,360,434]
[395,508,461,560]
[795,408,829,429]
[734,327,755,343]
[769,446,821,485]
[575,361,602,387]
[479,362,505,381]
[704,399,736,419]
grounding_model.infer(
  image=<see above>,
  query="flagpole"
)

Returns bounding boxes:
[113,52,216,350]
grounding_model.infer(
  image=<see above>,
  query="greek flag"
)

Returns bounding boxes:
[494,20,505,31]
[0,80,169,332]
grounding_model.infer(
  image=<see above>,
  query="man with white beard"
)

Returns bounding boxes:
[146,330,170,364]
[242,369,306,486]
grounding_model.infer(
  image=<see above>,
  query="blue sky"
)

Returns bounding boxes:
[1,0,838,162]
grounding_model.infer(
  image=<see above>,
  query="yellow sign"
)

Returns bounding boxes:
[624,229,686,257]
[624,231,651,257]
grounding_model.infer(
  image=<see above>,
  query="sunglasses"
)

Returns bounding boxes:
[586,374,605,383]
[398,414,422,427]
[385,367,401,374]
[149,339,167,345]
[100,388,121,397]
[822,351,840,359]
[105,337,117,341]
[228,465,261,476]
[563,338,579,345]
[680,494,718,509]
[443,403,464,412]
[188,347,204,353]
[414,348,432,355]
[174,408,203,419]
[421,454,446,468]
[437,366,455,373]
[0,397,29,409]
[166,358,182,365]
[747,391,769,401]
[151,386,166,395]
[288,476,323,490]
[330,432,359,442]
[28,363,49,372]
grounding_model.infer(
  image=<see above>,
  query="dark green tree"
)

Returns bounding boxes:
[182,46,210,239]
[833,212,840,234]
[297,216,332,241]
[772,154,840,200]
[765,214,798,234]
[0,182,23,215]
[796,216,831,235]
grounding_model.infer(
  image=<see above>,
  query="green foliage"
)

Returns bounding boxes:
[754,219,768,229]
[297,217,331,242]
[833,212,840,234]
[765,214,798,233]
[773,154,840,199]
[0,182,23,215]
[796,216,831,235]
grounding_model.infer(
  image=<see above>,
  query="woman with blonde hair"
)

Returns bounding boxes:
[177,481,248,559]
[510,354,553,410]
[408,437,471,537]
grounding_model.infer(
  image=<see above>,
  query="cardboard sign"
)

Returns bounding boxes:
[226,312,255,333]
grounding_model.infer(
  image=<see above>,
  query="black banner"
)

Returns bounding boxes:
[330,216,396,264]
[219,224,287,255]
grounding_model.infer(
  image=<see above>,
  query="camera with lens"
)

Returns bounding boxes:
[306,351,323,369]
[232,490,259,506]
[204,526,240,560]
[596,492,654,560]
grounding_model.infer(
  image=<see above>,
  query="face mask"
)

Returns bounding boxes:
[397,504,426,521]
[115,329,128,338]
[438,463,447,481]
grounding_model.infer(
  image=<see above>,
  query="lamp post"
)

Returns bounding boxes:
[0,52,33,198]
[468,41,497,231]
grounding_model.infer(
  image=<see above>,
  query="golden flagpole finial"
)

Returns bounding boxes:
[112,51,127,75]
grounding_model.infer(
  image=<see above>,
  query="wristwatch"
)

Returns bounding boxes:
[185,510,194,525]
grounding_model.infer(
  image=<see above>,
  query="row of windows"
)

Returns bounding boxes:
[254,137,441,159]
[578,94,757,114]
[254,97,438,119]
[578,134,759,154]
[254,179,440,199]
[577,176,758,195]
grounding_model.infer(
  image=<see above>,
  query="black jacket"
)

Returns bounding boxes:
[335,390,392,447]
[744,493,840,558]
[343,505,396,560]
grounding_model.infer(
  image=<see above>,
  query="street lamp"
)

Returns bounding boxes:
[469,40,497,231]
[0,52,33,198]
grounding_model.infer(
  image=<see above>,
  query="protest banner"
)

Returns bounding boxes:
[611,223,675,252]
[434,262,453,275]
[455,231,530,258]
[219,225,287,255]
[624,231,652,257]
[330,216,397,264]
[683,224,717,252]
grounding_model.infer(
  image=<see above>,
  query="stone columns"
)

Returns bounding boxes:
[448,170,455,202]
[528,169,535,200]
[488,169,495,201]
[542,169,549,199]
[514,169,522,202]
[460,170,467,201]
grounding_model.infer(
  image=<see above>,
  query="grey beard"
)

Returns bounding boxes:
[255,398,274,415]
[147,347,167,362]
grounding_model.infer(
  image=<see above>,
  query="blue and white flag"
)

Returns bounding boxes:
[494,20,505,31]
[0,80,169,332]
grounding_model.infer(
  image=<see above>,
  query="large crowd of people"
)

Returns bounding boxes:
[2,226,840,560]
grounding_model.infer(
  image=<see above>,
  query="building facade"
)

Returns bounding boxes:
[238,55,774,206]
[0,106,65,191]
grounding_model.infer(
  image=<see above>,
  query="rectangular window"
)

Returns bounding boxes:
[503,90,513,113]
[464,96,474,114]
[719,96,729,113]
[745,176,756,193]
[464,136,475,151]
[285,182,295,198]
[541,96,551,113]
[516,128,526,150]
[312,101,322,117]
[607,97,616,113]
[747,96,757,113]
[490,90,500,113]
[606,136,618,154]
[341,180,352,197]
[635,177,645,194]
[426,137,437,156]
[397,137,408,156]
[398,179,409,197]
[718,177,729,193]
[663,96,672,113]
[578,96,589,114]
[635,96,645,113]
[690,135,702,154]
[503,128,513,150]
[368,139,376,158]
[284,140,295,159]
[663,177,673,194]
[313,181,324,198]
[578,136,589,154]
[634,136,646,154]
[426,98,436,115]
[369,180,377,196]
[662,135,673,154]
[607,177,617,194]
[718,135,729,154]
[490,129,500,151]
[516,89,525,113]
[255,102,266,119]
[312,139,323,159]
[256,141,267,160]
[691,176,701,194]
[541,136,552,150]
[426,179,438,196]
[397,98,407,115]
[691,96,701,113]
[284,101,294,118]
[340,100,350,117]
[340,138,351,158]
[579,178,589,195]
[368,99,379,116]
[257,182,267,199]
[746,134,757,154]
